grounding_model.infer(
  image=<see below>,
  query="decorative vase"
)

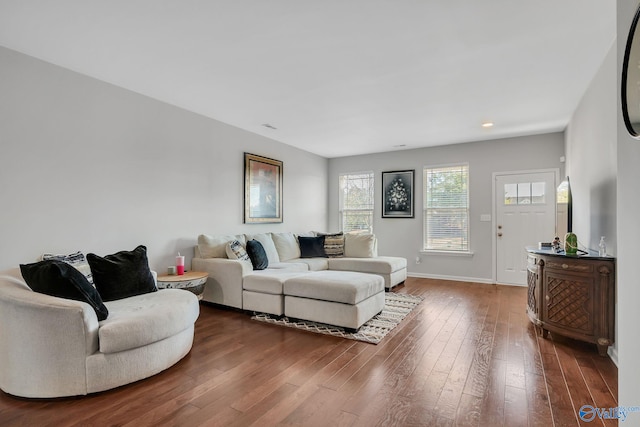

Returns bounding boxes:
[564,232,578,255]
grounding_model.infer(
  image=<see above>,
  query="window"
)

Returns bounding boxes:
[504,182,546,205]
[423,164,469,252]
[339,171,374,233]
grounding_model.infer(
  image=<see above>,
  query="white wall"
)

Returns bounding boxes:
[565,43,617,254]
[565,41,618,362]
[0,46,328,272]
[328,134,564,282]
[617,0,640,411]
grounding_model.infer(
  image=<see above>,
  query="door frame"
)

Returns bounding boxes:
[491,168,560,285]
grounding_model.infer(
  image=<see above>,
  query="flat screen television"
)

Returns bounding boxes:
[556,177,572,238]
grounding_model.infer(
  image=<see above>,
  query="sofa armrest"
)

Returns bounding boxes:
[191,258,252,309]
[0,269,99,397]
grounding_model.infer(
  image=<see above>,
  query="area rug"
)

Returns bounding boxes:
[251,292,424,344]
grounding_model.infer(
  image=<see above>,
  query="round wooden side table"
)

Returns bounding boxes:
[156,271,208,300]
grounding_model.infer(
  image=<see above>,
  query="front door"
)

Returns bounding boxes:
[495,171,557,285]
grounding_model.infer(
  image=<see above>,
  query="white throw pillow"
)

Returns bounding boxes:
[244,233,280,264]
[271,232,301,261]
[42,251,94,286]
[225,240,251,262]
[198,234,246,258]
[344,233,377,258]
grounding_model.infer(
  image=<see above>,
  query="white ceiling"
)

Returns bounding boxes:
[0,1,616,158]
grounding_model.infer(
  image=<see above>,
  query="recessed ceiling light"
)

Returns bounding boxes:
[481,122,494,128]
[261,123,277,130]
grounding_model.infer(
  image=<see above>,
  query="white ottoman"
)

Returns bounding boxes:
[283,270,385,330]
[243,270,309,316]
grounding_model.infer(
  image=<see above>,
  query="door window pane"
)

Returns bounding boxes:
[504,182,547,205]
[504,183,518,205]
[517,183,531,204]
[531,182,546,204]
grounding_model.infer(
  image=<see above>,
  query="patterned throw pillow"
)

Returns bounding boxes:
[226,240,251,262]
[322,232,345,258]
[42,251,94,286]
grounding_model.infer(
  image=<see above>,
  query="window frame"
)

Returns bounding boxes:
[338,171,375,233]
[422,163,472,254]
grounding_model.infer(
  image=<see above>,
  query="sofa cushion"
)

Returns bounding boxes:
[99,288,199,353]
[283,270,384,305]
[284,258,329,271]
[245,233,280,264]
[243,270,309,295]
[246,240,269,270]
[198,234,246,258]
[20,260,109,321]
[267,262,309,271]
[225,240,251,262]
[328,256,407,274]
[299,235,327,258]
[87,245,157,302]
[42,251,94,286]
[344,233,377,258]
[271,232,301,261]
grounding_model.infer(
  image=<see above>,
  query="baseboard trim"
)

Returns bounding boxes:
[407,272,495,285]
[607,346,619,367]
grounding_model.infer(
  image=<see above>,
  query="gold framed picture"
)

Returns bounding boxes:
[244,153,283,223]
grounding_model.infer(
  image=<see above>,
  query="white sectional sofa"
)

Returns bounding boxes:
[192,231,407,329]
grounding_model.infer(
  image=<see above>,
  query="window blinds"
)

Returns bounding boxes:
[339,172,374,233]
[423,164,469,251]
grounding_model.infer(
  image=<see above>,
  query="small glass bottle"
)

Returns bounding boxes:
[598,236,607,257]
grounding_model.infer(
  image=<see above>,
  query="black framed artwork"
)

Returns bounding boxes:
[382,170,414,218]
[244,153,283,223]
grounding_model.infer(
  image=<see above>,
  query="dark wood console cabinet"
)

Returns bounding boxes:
[526,247,615,356]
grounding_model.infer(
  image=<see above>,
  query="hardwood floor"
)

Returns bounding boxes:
[0,277,618,426]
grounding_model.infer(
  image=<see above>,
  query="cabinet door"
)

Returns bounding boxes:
[543,270,595,338]
[526,255,539,317]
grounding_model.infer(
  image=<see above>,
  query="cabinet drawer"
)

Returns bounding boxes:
[545,259,593,274]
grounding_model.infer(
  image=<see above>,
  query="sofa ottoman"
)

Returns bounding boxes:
[283,270,385,330]
[243,270,308,316]
[328,256,407,290]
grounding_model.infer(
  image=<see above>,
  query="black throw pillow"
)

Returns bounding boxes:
[246,239,269,270]
[87,245,157,302]
[298,235,328,258]
[20,260,109,321]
